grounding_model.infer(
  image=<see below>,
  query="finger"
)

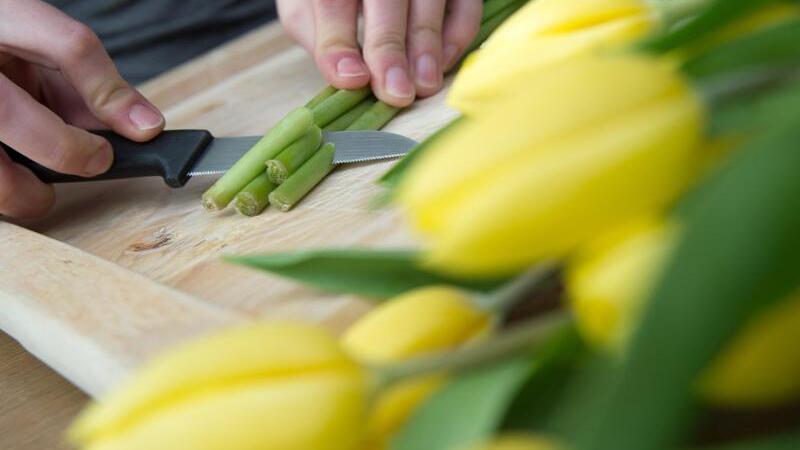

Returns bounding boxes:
[312,0,370,89]
[442,0,482,70]
[363,0,415,107]
[0,150,55,219]
[277,0,316,51]
[0,0,164,141]
[0,73,112,177]
[407,0,447,97]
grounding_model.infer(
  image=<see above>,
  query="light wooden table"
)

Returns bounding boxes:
[0,23,315,449]
[0,18,457,446]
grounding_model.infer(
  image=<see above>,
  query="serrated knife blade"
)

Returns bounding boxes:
[189,130,418,176]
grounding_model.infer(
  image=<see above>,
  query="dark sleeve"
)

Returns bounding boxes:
[47,0,278,84]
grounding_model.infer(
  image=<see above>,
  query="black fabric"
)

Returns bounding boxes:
[47,0,277,84]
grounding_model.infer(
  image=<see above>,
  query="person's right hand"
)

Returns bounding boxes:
[0,0,165,219]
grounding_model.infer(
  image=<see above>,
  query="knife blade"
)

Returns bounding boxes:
[2,129,418,188]
[189,130,417,177]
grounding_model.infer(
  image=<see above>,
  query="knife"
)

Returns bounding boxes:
[1,129,418,188]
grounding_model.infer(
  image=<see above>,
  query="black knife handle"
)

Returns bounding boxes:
[1,129,213,188]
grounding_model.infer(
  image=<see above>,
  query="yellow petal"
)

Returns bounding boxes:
[567,217,676,349]
[401,53,693,238]
[450,15,654,116]
[71,322,355,445]
[363,375,446,450]
[342,286,490,362]
[85,370,366,450]
[567,220,800,408]
[699,292,800,408]
[466,433,561,450]
[342,286,490,447]
[488,0,650,44]
[419,89,701,275]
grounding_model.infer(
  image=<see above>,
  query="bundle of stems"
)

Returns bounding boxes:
[205,0,529,216]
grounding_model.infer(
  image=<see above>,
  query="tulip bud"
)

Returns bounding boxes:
[342,286,491,449]
[567,219,800,408]
[69,322,367,450]
[464,434,561,450]
[451,0,657,116]
[399,52,704,276]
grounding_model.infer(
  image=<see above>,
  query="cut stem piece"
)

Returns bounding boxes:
[202,107,314,210]
[311,87,371,128]
[305,85,337,109]
[234,173,276,216]
[269,142,336,212]
[324,97,377,131]
[346,101,401,131]
[265,125,323,184]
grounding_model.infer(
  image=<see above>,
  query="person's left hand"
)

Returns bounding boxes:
[277,0,482,108]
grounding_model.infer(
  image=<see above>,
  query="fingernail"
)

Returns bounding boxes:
[128,103,164,130]
[444,44,459,68]
[415,53,439,89]
[385,66,414,99]
[336,57,367,77]
[85,143,112,175]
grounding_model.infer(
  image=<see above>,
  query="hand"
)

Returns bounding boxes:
[277,0,482,107]
[0,0,165,219]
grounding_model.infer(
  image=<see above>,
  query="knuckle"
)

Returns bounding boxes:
[410,23,442,42]
[88,77,131,113]
[47,135,84,174]
[62,22,102,62]
[367,30,406,56]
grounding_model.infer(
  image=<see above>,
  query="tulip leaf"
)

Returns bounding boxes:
[641,0,777,54]
[570,117,800,450]
[391,356,535,450]
[707,79,800,137]
[683,20,800,79]
[227,248,507,300]
[377,117,463,189]
[694,430,800,450]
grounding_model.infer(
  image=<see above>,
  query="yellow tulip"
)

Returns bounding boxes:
[465,434,561,450]
[567,219,800,408]
[399,52,704,276]
[450,0,657,116]
[342,286,491,449]
[69,322,367,450]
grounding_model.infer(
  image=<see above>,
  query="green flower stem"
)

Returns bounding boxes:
[475,263,559,315]
[377,310,570,386]
[305,85,337,109]
[467,0,527,54]
[202,107,314,210]
[481,0,522,24]
[346,101,401,131]
[233,173,276,216]
[269,142,336,212]
[324,97,377,131]
[311,87,372,128]
[265,125,323,184]
[650,0,711,27]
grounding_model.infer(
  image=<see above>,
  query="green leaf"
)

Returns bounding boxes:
[228,248,507,300]
[707,78,800,137]
[378,117,463,189]
[573,117,800,450]
[684,19,800,79]
[693,430,800,450]
[642,0,778,54]
[391,356,535,450]
[501,326,587,434]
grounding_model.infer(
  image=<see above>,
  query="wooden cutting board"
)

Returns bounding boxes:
[0,23,458,398]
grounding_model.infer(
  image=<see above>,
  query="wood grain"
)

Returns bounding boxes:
[1,21,458,397]
[0,331,86,450]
